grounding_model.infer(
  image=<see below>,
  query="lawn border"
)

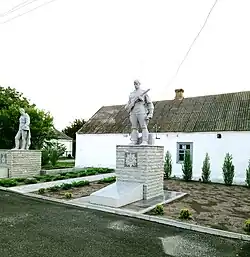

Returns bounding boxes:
[1,186,250,242]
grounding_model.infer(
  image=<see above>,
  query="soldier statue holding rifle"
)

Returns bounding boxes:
[125,80,154,145]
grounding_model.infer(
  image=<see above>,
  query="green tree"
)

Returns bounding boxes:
[62,118,85,157]
[0,86,55,149]
[182,150,192,181]
[201,153,211,183]
[164,151,172,179]
[222,153,235,186]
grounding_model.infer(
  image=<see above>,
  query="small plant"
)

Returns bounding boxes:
[201,153,211,183]
[182,150,192,181]
[60,183,73,190]
[164,151,172,179]
[179,208,192,220]
[0,179,18,187]
[15,178,26,183]
[41,150,50,166]
[153,204,164,215]
[38,188,45,194]
[246,160,250,188]
[72,180,90,187]
[24,178,37,184]
[65,192,72,199]
[222,153,235,186]
[243,219,250,233]
[98,177,116,184]
[48,185,60,192]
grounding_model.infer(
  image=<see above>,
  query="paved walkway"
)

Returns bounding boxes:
[8,173,115,193]
[0,190,249,257]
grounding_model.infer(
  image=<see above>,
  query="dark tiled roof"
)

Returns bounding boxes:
[78,90,250,134]
[54,128,73,140]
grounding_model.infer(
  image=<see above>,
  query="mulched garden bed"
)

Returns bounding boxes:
[156,179,250,234]
[34,181,113,200]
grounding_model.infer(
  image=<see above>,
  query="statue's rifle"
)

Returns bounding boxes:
[125,89,150,112]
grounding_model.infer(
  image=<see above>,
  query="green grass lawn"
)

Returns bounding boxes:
[42,161,75,170]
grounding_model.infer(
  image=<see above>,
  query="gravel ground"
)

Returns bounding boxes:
[162,179,250,234]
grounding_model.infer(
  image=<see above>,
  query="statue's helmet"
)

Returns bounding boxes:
[134,80,140,86]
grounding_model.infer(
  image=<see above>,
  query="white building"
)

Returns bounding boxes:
[75,89,250,185]
[54,129,73,157]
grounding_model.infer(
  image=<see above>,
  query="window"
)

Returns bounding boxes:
[176,142,193,163]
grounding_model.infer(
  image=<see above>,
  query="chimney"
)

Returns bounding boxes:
[174,88,184,100]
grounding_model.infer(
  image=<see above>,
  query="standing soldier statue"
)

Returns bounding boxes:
[125,80,154,145]
[13,108,31,150]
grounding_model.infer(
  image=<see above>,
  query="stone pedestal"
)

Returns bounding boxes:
[89,145,164,207]
[7,150,41,178]
[116,145,164,199]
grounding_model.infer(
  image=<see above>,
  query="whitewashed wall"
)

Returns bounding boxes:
[75,131,250,185]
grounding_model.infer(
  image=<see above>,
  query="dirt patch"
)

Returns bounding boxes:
[160,179,250,234]
[35,182,112,200]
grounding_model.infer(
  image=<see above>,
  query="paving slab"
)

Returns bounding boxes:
[8,173,115,193]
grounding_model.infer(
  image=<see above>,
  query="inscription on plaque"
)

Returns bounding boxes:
[124,152,137,167]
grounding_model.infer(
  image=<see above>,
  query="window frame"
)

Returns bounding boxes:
[176,142,193,164]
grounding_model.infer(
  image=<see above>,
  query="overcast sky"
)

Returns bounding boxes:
[0,0,250,130]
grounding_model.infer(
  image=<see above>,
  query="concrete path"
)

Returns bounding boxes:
[0,190,249,257]
[8,173,115,193]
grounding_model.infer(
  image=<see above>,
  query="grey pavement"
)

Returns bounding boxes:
[0,190,249,257]
[8,173,115,193]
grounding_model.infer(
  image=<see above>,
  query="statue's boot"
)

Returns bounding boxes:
[130,129,139,145]
[141,127,149,145]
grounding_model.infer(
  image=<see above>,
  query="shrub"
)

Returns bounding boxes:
[243,219,250,233]
[153,204,164,215]
[201,153,211,183]
[15,178,26,183]
[182,150,192,181]
[65,192,72,199]
[179,208,192,220]
[0,179,18,187]
[48,185,60,192]
[98,176,116,184]
[41,150,50,166]
[72,180,90,187]
[164,151,172,179]
[24,178,37,184]
[60,183,73,190]
[38,188,45,194]
[246,160,250,188]
[222,153,235,186]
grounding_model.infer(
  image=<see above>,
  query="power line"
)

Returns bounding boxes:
[0,0,39,18]
[166,0,219,89]
[0,0,58,25]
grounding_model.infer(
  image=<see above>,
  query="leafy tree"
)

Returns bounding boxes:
[0,86,55,149]
[42,141,66,166]
[201,153,211,183]
[62,118,85,157]
[182,150,192,181]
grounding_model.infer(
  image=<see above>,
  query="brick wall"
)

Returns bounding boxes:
[7,150,41,178]
[116,145,164,200]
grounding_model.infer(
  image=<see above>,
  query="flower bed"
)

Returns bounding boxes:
[149,179,250,235]
[0,168,114,187]
[35,176,116,200]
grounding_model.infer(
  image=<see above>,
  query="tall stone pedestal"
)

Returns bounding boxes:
[89,145,164,207]
[7,150,41,178]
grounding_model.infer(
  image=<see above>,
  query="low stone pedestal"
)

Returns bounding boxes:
[7,150,41,178]
[89,145,164,207]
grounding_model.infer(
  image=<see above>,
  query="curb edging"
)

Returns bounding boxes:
[1,187,250,242]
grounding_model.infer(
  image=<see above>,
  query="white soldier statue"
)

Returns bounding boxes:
[125,80,154,145]
[13,108,31,150]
